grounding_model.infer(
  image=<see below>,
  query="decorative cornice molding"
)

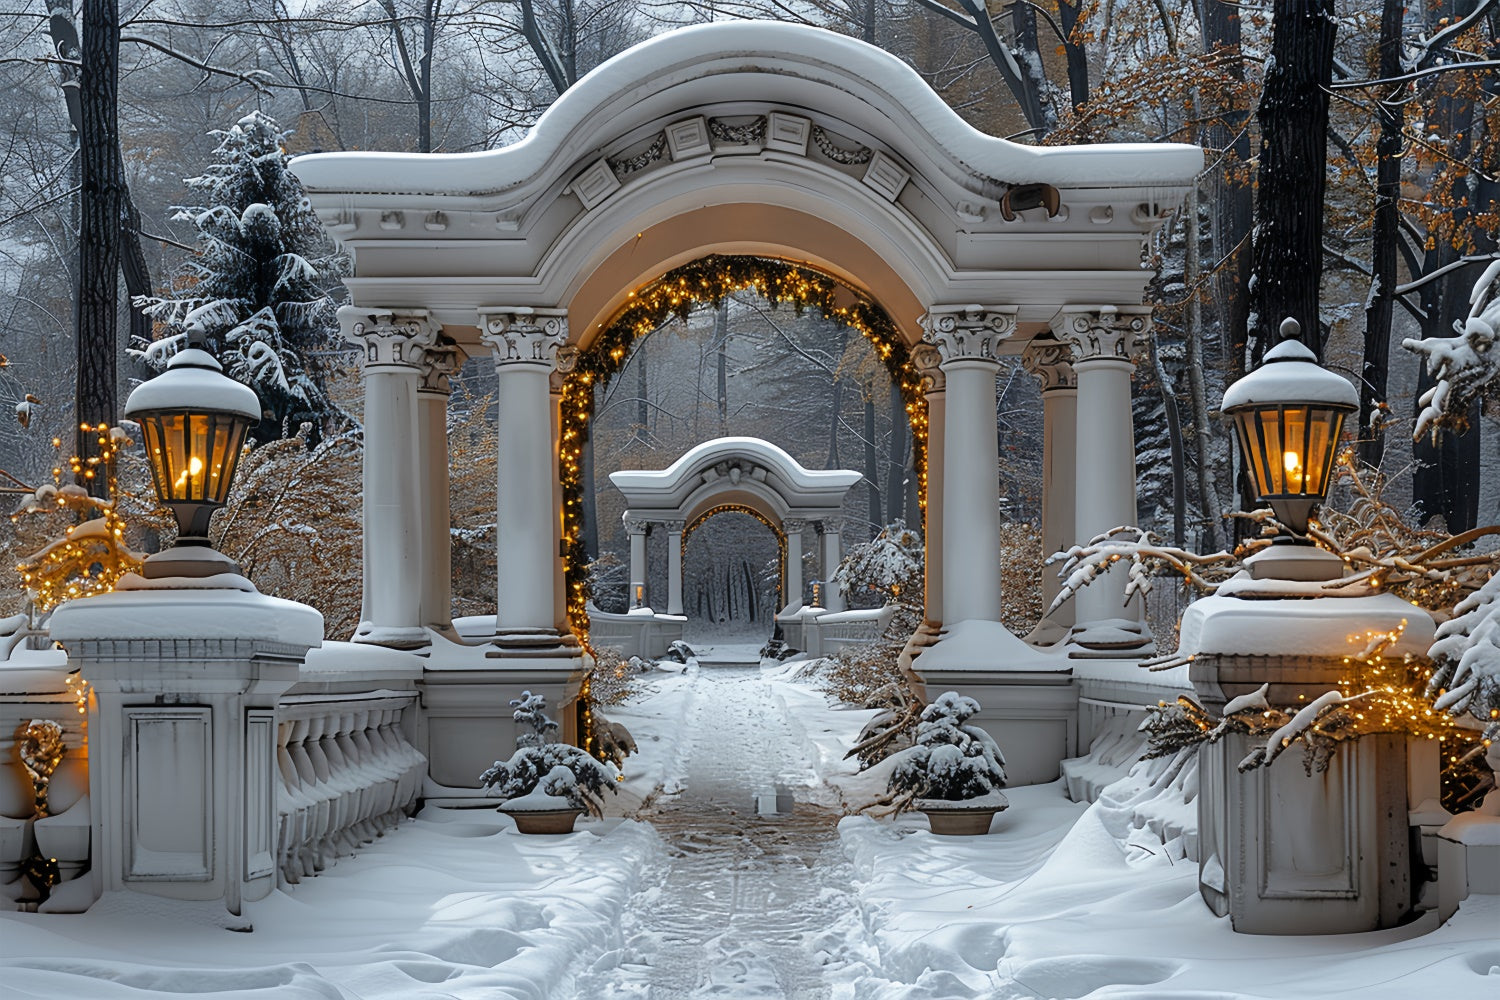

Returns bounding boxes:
[1053,305,1151,364]
[1021,336,1077,391]
[479,308,569,370]
[920,306,1017,365]
[339,306,438,371]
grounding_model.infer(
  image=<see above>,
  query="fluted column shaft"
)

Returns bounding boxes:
[820,522,845,613]
[341,307,437,647]
[922,306,1017,625]
[481,308,568,632]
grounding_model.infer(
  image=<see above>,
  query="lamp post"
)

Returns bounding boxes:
[1220,317,1357,580]
[1184,316,1431,934]
[124,332,260,579]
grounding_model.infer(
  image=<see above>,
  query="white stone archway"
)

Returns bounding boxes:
[597,437,860,653]
[291,21,1201,788]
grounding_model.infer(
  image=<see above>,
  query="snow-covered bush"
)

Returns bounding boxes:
[479,692,618,816]
[833,520,922,605]
[1428,571,1500,746]
[886,692,1007,806]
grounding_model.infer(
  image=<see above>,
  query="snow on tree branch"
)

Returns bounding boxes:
[1404,257,1500,443]
[1044,525,1241,616]
[1426,570,1500,744]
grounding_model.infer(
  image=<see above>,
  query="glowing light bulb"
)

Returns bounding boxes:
[173,455,205,490]
[1283,450,1303,487]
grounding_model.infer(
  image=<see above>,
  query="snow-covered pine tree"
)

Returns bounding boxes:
[133,111,348,446]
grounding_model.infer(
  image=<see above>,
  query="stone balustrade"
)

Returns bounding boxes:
[274,691,424,885]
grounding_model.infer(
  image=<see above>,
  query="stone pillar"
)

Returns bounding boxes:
[921,305,1016,625]
[49,583,323,922]
[781,517,806,614]
[417,338,461,638]
[820,521,846,613]
[550,355,575,633]
[342,307,437,648]
[912,344,945,627]
[1055,305,1153,655]
[626,517,649,608]
[480,308,568,635]
[1021,336,1078,643]
[665,520,685,616]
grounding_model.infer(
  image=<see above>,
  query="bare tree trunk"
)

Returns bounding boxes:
[1184,183,1225,551]
[1148,328,1187,548]
[1248,0,1335,362]
[635,338,648,443]
[1057,1,1089,113]
[1357,0,1405,468]
[826,326,847,468]
[886,382,907,526]
[76,0,123,480]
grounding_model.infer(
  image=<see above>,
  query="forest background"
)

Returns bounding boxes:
[0,0,1496,642]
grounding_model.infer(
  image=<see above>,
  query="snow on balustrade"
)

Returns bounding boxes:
[274,643,426,886]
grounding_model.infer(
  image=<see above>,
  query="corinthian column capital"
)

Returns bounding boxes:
[919,305,1017,365]
[479,308,568,370]
[1052,305,1151,364]
[340,306,439,370]
[1021,336,1077,391]
[910,342,945,394]
[417,337,462,395]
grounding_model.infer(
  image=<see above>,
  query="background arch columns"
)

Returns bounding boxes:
[1022,336,1078,644]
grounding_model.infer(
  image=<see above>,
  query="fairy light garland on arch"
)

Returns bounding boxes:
[557,254,930,657]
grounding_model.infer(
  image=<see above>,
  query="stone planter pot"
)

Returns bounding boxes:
[918,798,1007,836]
[502,807,583,834]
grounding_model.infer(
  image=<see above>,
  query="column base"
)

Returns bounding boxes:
[1068,618,1155,658]
[352,622,433,650]
[484,627,584,660]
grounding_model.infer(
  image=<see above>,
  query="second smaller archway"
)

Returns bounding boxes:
[608,438,861,646]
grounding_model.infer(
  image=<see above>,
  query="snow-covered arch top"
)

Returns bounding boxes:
[290,20,1203,343]
[609,437,860,528]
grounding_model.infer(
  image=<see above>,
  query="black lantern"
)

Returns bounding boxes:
[1221,318,1357,537]
[125,338,260,572]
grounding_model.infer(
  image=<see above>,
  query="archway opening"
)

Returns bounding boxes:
[681,507,784,642]
[560,254,931,647]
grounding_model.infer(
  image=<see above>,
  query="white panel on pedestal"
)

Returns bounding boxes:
[126,709,212,880]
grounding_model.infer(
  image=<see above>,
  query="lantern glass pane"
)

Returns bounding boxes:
[1235,404,1347,502]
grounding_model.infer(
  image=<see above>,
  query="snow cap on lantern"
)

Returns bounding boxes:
[1221,317,1356,536]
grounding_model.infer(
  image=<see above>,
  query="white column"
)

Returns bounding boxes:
[417,339,461,638]
[821,521,846,613]
[480,308,568,634]
[1056,305,1152,654]
[665,519,685,616]
[912,344,945,627]
[341,307,436,648]
[1022,336,1078,640]
[626,517,649,608]
[781,517,806,614]
[921,305,1017,625]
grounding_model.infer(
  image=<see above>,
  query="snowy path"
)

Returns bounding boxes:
[576,650,868,999]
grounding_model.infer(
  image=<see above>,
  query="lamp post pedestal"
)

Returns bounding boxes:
[1183,581,1434,934]
[49,580,323,923]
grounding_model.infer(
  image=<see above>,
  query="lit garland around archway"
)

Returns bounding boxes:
[558,254,929,655]
[682,503,789,613]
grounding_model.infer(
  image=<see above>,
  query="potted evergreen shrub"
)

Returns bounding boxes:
[886,691,1008,835]
[480,691,618,833]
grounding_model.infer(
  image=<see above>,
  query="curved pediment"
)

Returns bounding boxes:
[291,21,1199,205]
[610,437,861,524]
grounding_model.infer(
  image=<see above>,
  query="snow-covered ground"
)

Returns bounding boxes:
[2,647,1496,999]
